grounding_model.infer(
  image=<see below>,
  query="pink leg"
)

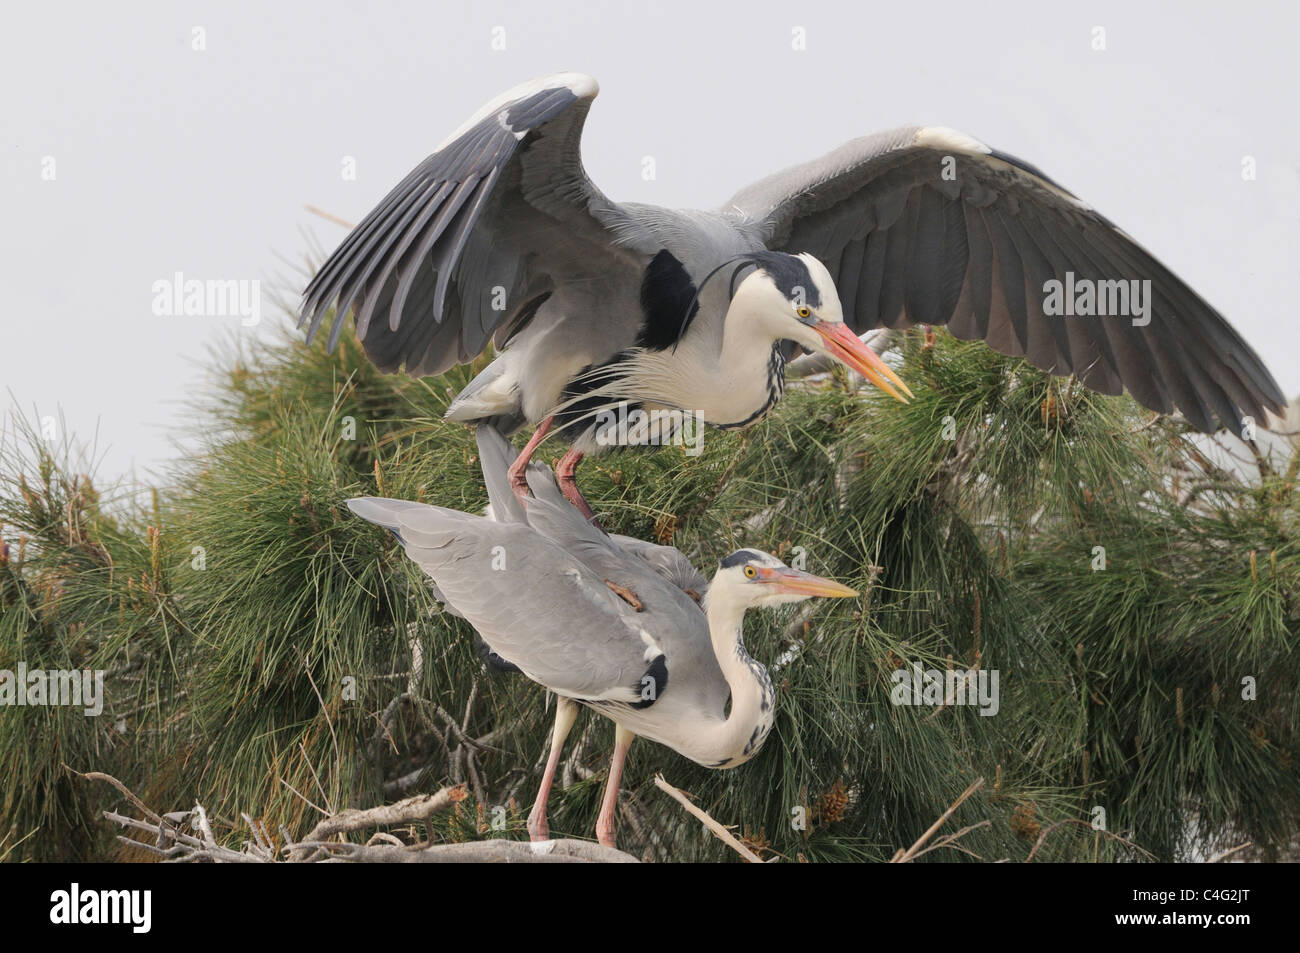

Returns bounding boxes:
[595,725,635,848]
[527,696,578,842]
[556,447,599,525]
[508,416,554,504]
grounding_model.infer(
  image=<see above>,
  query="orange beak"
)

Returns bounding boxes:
[756,566,859,599]
[811,321,913,402]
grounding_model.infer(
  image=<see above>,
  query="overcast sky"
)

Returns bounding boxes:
[5,0,1298,484]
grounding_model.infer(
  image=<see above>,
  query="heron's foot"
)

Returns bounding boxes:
[526,809,550,843]
[507,416,555,506]
[508,458,532,506]
[556,448,601,527]
[559,479,600,526]
[595,816,617,849]
[605,580,643,611]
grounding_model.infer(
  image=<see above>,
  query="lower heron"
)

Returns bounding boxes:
[347,426,857,848]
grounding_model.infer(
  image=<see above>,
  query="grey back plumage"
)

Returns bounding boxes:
[476,424,709,603]
[349,495,663,703]
[475,425,726,710]
[347,424,727,715]
[608,533,709,598]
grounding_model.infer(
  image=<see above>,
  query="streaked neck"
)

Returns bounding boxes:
[697,588,776,767]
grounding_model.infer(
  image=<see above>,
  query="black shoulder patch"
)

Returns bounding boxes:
[747,251,821,307]
[638,250,700,349]
[630,653,668,709]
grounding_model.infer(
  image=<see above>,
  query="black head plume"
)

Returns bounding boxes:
[671,251,819,353]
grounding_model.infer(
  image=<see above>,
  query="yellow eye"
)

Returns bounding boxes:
[743,565,757,579]
[796,306,811,319]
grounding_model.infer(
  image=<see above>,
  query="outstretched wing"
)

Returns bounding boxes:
[726,127,1285,432]
[301,73,636,377]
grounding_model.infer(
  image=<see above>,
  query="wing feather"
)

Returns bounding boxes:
[727,127,1285,431]
[301,74,629,379]
[348,497,673,704]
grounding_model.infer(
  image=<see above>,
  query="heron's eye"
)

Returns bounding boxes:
[743,565,757,579]
[796,306,812,320]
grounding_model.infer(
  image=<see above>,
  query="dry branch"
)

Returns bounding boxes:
[1023,818,1156,862]
[654,774,763,863]
[299,839,637,863]
[891,777,985,862]
[85,772,638,863]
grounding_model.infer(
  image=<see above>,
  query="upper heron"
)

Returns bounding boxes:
[347,424,857,848]
[303,72,1285,518]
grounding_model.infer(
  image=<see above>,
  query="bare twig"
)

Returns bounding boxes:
[291,785,468,860]
[278,776,329,818]
[1207,842,1252,864]
[297,742,335,816]
[88,772,636,863]
[653,774,762,863]
[1024,819,1156,862]
[907,820,992,860]
[298,838,636,863]
[891,777,985,862]
[304,205,355,229]
[72,768,163,824]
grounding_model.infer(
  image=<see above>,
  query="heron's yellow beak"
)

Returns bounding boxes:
[812,321,913,402]
[759,566,859,599]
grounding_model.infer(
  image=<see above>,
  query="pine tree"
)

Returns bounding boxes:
[2,321,1296,862]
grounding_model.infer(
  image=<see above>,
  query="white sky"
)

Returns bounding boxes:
[5,0,1298,484]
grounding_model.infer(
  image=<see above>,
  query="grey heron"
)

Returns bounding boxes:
[303,72,1285,520]
[347,425,857,848]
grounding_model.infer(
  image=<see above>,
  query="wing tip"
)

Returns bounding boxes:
[912,126,992,156]
[544,71,598,99]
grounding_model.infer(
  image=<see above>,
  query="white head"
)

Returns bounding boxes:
[728,251,912,402]
[706,548,858,616]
